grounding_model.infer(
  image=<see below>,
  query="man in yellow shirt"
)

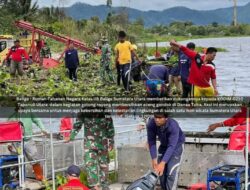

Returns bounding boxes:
[115,31,140,91]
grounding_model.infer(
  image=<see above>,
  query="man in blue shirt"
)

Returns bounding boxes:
[147,112,185,190]
[147,65,169,83]
[65,43,79,81]
[142,65,169,97]
[179,42,195,98]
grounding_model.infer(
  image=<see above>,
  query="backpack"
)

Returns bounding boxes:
[145,79,166,97]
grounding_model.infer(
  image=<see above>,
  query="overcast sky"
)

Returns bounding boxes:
[37,0,250,11]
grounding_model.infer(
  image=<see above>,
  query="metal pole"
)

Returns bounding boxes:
[21,140,25,188]
[50,132,56,190]
[245,107,249,189]
[18,155,22,188]
[82,124,85,166]
[114,138,118,182]
[73,140,76,165]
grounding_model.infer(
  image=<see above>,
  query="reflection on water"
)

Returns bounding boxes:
[147,37,250,96]
[143,37,250,135]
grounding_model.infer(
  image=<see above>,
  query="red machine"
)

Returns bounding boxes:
[0,122,22,142]
[15,20,95,68]
[0,122,24,189]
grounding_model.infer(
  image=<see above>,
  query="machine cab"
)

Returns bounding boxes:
[0,35,14,65]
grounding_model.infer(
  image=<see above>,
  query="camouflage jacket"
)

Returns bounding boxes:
[41,46,51,58]
[101,44,111,62]
[70,117,115,150]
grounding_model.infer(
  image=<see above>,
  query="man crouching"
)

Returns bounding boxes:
[147,111,185,190]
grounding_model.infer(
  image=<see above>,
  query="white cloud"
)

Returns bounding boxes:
[37,0,250,11]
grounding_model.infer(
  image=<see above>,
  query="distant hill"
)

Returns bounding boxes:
[64,2,250,27]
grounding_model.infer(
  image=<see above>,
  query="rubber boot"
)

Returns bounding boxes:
[32,163,44,181]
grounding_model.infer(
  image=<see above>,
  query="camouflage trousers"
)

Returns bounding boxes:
[85,148,109,188]
[100,60,114,82]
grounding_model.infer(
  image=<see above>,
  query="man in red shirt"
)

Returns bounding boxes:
[207,106,250,164]
[170,40,218,97]
[58,165,89,190]
[5,39,29,77]
[207,106,248,132]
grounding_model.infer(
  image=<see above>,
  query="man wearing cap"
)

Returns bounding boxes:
[68,113,115,190]
[5,39,29,78]
[100,38,114,83]
[58,165,89,190]
[147,112,185,190]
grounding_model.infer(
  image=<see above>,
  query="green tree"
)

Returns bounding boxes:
[134,17,144,27]
[110,12,129,29]
[2,0,39,21]
[90,16,100,23]
[0,7,15,33]
[39,6,65,23]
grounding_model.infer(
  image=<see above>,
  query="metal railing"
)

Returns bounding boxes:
[49,129,84,190]
[0,133,47,189]
[245,107,249,189]
[0,122,147,190]
[0,129,84,189]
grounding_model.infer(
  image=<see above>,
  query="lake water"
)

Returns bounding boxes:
[147,36,250,96]
[1,37,249,146]
[138,37,250,137]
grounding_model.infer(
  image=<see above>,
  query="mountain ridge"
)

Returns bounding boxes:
[64,2,250,27]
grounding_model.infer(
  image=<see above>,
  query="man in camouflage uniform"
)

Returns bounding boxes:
[167,47,182,96]
[100,38,114,83]
[69,113,115,190]
[41,42,51,59]
[40,42,51,66]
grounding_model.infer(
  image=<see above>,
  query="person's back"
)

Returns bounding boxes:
[114,31,140,91]
[58,165,89,190]
[58,179,89,190]
[115,40,133,65]
[65,48,79,69]
[148,65,169,82]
